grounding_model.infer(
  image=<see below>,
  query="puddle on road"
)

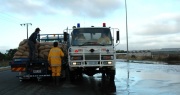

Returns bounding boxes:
[115,61,180,95]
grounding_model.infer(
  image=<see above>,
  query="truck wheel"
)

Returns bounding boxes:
[109,74,115,81]
[69,71,75,82]
[77,72,83,80]
[109,70,115,81]
[101,72,106,82]
[61,70,66,79]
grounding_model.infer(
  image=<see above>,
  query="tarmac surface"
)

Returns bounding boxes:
[0,60,180,95]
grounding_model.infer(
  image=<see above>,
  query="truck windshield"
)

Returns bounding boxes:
[71,28,112,46]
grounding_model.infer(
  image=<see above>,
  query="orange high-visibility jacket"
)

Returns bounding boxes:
[48,47,64,66]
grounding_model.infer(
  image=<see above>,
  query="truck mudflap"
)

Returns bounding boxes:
[10,58,29,72]
[11,67,26,72]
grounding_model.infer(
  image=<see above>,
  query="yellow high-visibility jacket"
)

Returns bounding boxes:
[48,47,64,66]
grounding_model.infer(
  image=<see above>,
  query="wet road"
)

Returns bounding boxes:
[117,60,180,95]
[1,60,180,95]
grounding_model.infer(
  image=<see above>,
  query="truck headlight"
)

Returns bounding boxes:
[103,61,112,65]
[72,62,81,65]
[72,62,76,65]
[108,61,112,65]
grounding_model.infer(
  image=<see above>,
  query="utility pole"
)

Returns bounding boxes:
[20,23,32,39]
[125,0,130,88]
[125,0,129,62]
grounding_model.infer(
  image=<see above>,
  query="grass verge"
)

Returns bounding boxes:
[0,60,10,67]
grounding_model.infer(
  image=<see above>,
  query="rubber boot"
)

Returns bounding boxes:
[52,76,56,85]
[56,76,60,86]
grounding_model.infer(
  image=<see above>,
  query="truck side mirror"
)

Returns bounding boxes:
[64,32,68,41]
[116,31,120,43]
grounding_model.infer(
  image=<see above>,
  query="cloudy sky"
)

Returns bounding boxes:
[0,0,180,53]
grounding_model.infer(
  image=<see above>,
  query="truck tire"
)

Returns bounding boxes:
[70,70,83,82]
[69,71,76,82]
[109,74,115,81]
[77,71,83,80]
[109,70,115,81]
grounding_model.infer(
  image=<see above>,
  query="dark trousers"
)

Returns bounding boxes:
[28,40,36,61]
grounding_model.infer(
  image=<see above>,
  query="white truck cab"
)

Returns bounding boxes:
[64,23,120,82]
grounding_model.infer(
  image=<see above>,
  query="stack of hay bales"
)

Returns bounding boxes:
[13,39,30,59]
[38,42,68,59]
[13,39,68,59]
[38,42,53,59]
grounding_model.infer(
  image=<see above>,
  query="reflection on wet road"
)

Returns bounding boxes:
[116,60,180,95]
[1,60,180,95]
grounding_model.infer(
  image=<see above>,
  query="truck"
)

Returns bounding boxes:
[10,34,69,81]
[64,23,120,82]
[10,23,119,82]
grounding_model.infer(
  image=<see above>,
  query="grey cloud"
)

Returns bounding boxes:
[127,32,180,50]
[0,0,122,18]
[0,0,56,15]
[127,14,180,50]
[47,0,121,17]
[135,15,180,36]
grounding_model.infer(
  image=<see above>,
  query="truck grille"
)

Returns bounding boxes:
[85,55,100,60]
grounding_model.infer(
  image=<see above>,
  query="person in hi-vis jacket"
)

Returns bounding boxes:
[48,42,64,85]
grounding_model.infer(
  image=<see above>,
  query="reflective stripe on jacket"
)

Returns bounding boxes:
[48,47,64,66]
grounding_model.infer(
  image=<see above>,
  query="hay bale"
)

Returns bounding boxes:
[22,43,29,50]
[14,40,68,60]
[23,51,29,56]
[14,51,23,56]
[18,49,24,53]
[43,52,49,56]
[18,46,26,51]
[43,52,49,59]
[39,49,50,54]
[39,54,44,59]
[21,56,29,58]
[44,45,51,49]
[13,56,21,59]
[19,39,28,46]
[38,46,45,50]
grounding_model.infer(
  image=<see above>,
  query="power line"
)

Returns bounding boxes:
[0,15,21,24]
[0,11,26,24]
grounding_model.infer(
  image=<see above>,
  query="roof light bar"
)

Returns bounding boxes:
[77,23,80,28]
[103,23,106,27]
